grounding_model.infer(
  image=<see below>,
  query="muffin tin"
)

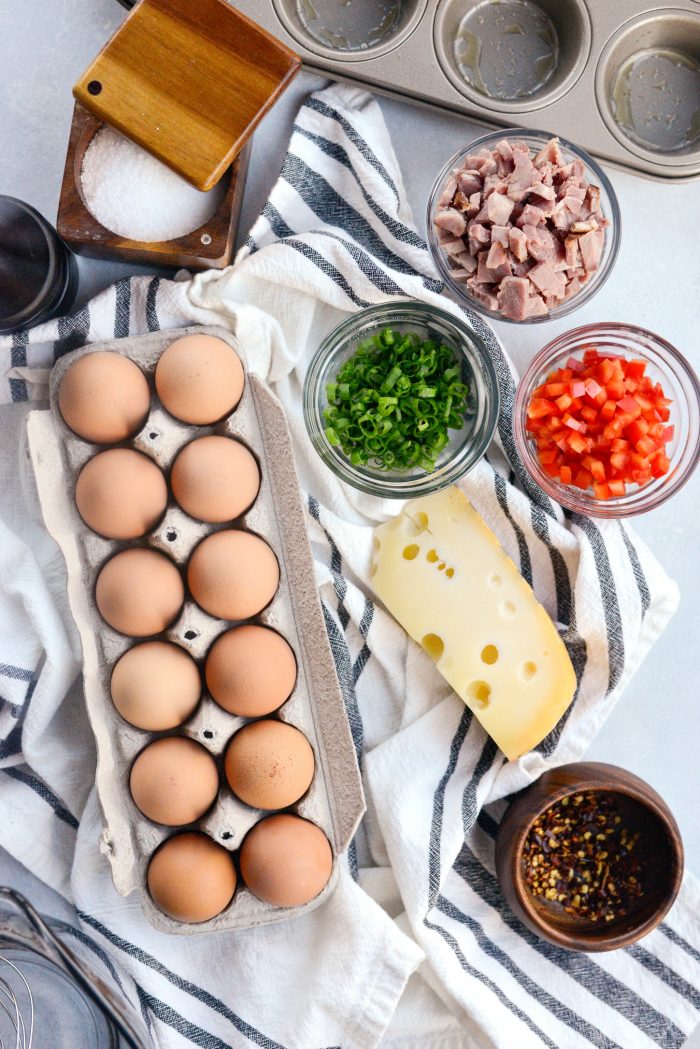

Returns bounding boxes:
[231,0,700,181]
[27,325,365,934]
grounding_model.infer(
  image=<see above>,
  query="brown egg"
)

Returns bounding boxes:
[155,334,244,424]
[240,815,332,907]
[130,737,219,826]
[187,530,279,621]
[148,832,236,922]
[111,642,200,730]
[205,625,297,717]
[95,548,184,637]
[224,720,314,810]
[75,449,168,539]
[58,352,151,444]
[170,436,260,523]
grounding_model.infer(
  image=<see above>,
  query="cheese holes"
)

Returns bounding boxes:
[438,563,446,571]
[427,549,439,563]
[421,633,444,662]
[403,544,420,560]
[466,680,491,709]
[489,574,502,588]
[501,600,517,617]
[445,568,455,579]
[522,661,537,681]
[412,512,429,534]
[481,644,499,665]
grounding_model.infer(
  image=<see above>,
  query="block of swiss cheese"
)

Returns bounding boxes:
[370,487,576,760]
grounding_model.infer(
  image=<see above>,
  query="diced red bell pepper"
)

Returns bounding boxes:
[528,397,556,419]
[525,350,673,500]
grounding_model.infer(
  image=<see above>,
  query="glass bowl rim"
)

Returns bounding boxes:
[426,127,622,325]
[303,298,501,498]
[513,321,700,517]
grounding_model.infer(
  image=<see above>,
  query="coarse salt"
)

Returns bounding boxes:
[81,127,225,243]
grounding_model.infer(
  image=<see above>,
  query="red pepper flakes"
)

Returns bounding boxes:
[522,791,644,922]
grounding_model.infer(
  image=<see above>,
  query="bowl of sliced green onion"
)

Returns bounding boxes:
[303,299,500,497]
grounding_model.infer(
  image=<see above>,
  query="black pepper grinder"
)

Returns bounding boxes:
[0,196,79,335]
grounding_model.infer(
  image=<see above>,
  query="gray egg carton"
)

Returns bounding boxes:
[27,325,365,934]
[230,0,700,182]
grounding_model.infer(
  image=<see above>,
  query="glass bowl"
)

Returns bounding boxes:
[303,299,500,498]
[426,129,621,325]
[514,323,700,517]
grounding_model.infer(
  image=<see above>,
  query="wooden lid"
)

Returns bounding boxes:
[73,0,300,191]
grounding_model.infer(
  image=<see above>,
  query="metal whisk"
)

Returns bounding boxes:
[0,888,152,1049]
[0,951,34,1049]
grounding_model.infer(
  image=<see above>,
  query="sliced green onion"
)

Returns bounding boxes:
[323,326,469,472]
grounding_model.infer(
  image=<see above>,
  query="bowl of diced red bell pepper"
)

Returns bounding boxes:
[514,323,700,517]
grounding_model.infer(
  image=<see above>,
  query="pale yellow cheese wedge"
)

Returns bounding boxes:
[371,487,576,760]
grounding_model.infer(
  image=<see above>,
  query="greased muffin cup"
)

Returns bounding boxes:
[27,325,365,934]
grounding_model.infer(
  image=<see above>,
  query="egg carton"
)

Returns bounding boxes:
[231,0,700,182]
[27,325,365,934]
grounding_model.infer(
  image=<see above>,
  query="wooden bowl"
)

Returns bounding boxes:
[56,105,250,271]
[495,761,683,952]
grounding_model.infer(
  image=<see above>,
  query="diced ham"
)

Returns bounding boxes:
[579,230,604,273]
[563,277,583,300]
[516,204,546,228]
[558,181,586,203]
[483,192,515,225]
[486,240,510,271]
[468,222,491,255]
[528,260,566,301]
[551,239,568,272]
[523,225,555,262]
[528,195,557,218]
[527,294,548,317]
[452,191,475,214]
[466,278,499,312]
[442,237,467,256]
[434,208,466,237]
[513,260,534,278]
[565,236,580,270]
[477,249,511,284]
[559,194,584,218]
[491,225,510,247]
[551,202,576,231]
[449,268,472,284]
[438,176,457,207]
[534,138,563,167]
[497,276,530,321]
[434,136,610,319]
[508,148,538,199]
[529,182,556,200]
[454,250,478,273]
[508,226,528,262]
[584,184,601,214]
[483,173,508,199]
[457,171,483,196]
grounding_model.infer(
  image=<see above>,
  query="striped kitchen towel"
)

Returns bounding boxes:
[1,83,699,1049]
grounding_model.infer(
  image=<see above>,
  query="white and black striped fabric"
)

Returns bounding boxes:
[1,84,699,1049]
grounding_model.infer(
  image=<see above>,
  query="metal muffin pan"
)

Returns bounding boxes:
[232,0,700,180]
[27,325,365,935]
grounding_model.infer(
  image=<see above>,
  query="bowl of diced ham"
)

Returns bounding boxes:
[514,323,700,517]
[428,130,621,324]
